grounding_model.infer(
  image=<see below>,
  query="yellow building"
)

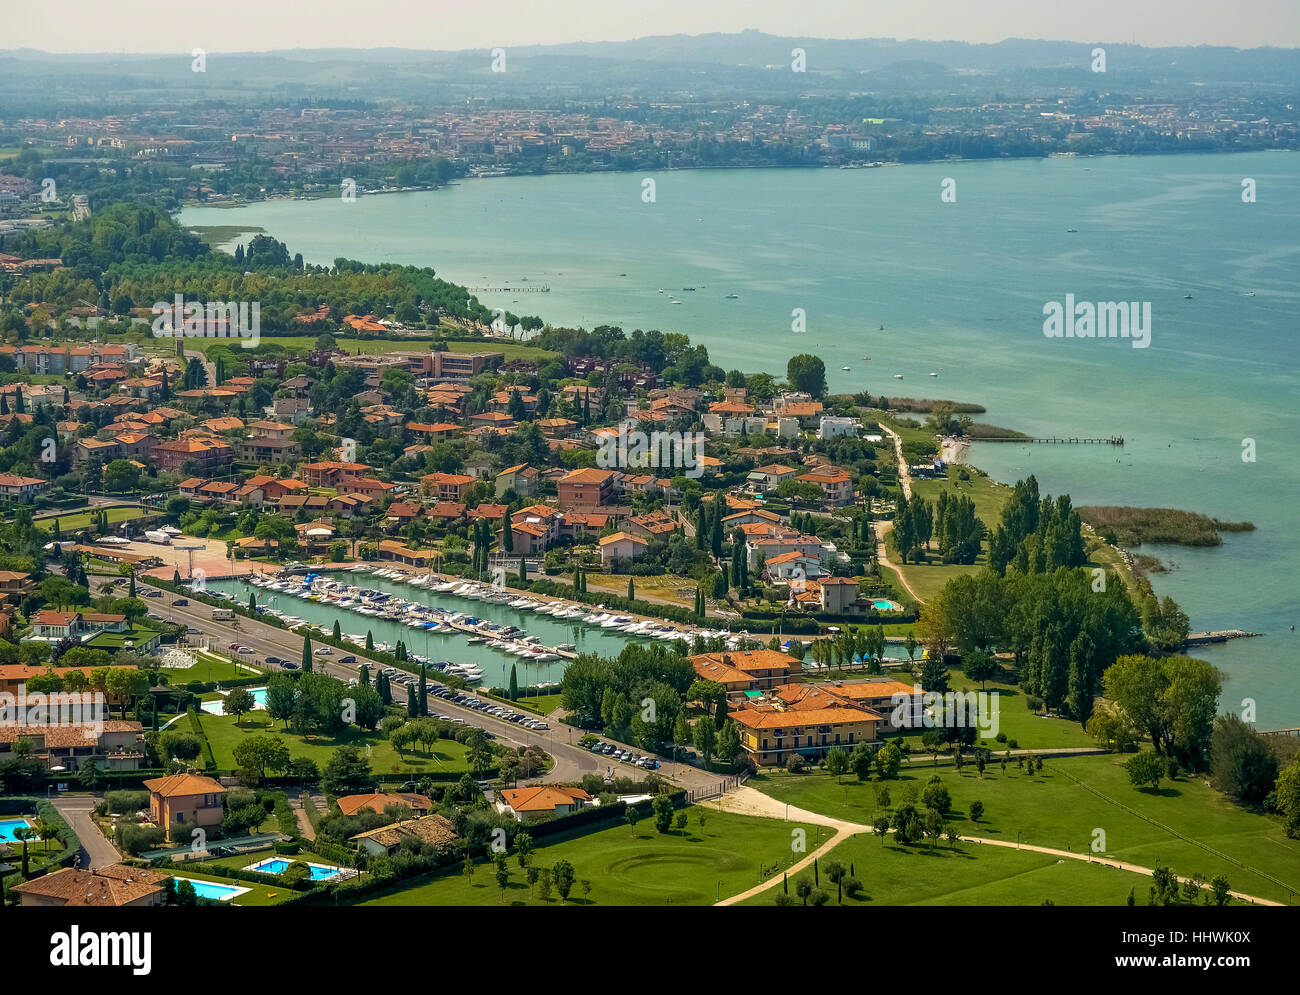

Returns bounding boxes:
[729,684,882,765]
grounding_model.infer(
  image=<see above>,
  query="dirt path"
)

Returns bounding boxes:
[872,422,925,604]
[703,787,1281,907]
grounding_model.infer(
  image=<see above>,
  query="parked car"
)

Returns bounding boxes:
[282,661,299,670]
[339,655,357,665]
[173,598,188,606]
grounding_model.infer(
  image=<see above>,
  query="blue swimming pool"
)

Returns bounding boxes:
[200,687,269,715]
[0,817,33,842]
[872,599,901,611]
[246,857,347,881]
[173,877,249,902]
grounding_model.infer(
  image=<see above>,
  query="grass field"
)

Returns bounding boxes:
[355,807,818,906]
[739,834,1158,906]
[42,507,145,532]
[162,656,261,685]
[196,710,471,776]
[882,663,1096,752]
[750,754,1300,904]
[910,465,1014,530]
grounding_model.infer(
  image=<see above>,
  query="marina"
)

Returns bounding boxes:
[205,567,763,688]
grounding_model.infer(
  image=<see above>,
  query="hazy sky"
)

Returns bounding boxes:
[5,0,1299,52]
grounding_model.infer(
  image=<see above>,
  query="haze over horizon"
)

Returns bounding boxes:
[5,0,1299,54]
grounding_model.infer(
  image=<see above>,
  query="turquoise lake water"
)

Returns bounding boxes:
[183,152,1300,725]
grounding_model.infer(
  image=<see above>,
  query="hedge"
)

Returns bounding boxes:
[0,797,82,888]
[188,706,219,771]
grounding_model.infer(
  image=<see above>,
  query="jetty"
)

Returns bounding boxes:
[977,436,1124,445]
[467,285,550,293]
[1184,629,1261,646]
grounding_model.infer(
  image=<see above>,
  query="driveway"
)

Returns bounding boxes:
[50,795,120,870]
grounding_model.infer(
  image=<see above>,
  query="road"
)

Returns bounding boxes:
[50,795,120,870]
[128,577,722,791]
[706,786,1282,907]
[872,421,924,603]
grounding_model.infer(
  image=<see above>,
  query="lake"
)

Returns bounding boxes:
[183,151,1300,725]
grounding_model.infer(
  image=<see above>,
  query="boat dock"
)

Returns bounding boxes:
[1184,629,1261,646]
[977,436,1125,445]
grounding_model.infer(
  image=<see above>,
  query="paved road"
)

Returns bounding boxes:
[50,795,120,870]
[706,786,1282,907]
[130,576,722,791]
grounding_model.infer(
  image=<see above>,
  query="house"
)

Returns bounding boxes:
[0,473,48,500]
[152,437,232,474]
[598,531,649,566]
[0,719,145,771]
[558,467,616,511]
[746,464,801,493]
[623,510,678,540]
[495,463,538,498]
[350,814,459,857]
[11,865,170,907]
[495,785,592,822]
[420,472,476,501]
[302,461,373,487]
[729,685,882,765]
[0,570,35,604]
[335,792,432,818]
[377,540,432,568]
[829,679,925,730]
[237,419,301,464]
[797,467,854,506]
[143,772,227,841]
[689,649,803,694]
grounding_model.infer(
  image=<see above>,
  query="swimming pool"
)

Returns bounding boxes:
[246,857,348,881]
[872,599,901,611]
[0,817,33,842]
[200,687,268,715]
[172,877,250,902]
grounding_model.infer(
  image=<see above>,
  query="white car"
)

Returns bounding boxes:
[313,647,333,656]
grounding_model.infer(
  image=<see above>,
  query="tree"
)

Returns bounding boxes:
[786,354,827,397]
[232,735,290,785]
[1125,750,1165,791]
[921,777,952,815]
[716,720,742,768]
[962,650,999,691]
[875,742,902,779]
[321,743,375,794]
[508,664,518,702]
[825,746,849,782]
[223,687,256,726]
[1275,757,1300,838]
[552,858,575,900]
[652,794,674,834]
[969,799,984,822]
[625,805,640,836]
[693,718,717,767]
[892,803,923,844]
[1103,654,1221,770]
[1209,714,1279,803]
[301,633,313,672]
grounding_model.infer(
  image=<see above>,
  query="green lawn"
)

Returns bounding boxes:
[883,664,1095,752]
[196,710,471,776]
[355,807,818,906]
[750,755,1300,904]
[739,834,1160,906]
[162,655,261,685]
[911,465,1014,531]
[42,507,145,532]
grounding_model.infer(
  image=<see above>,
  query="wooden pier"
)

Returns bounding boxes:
[1184,629,1261,646]
[977,436,1125,445]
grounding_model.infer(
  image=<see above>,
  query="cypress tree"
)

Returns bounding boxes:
[332,619,341,639]
[627,577,635,600]
[508,664,518,702]
[366,630,374,651]
[418,664,427,716]
[248,592,256,612]
[302,634,313,672]
[359,664,370,686]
